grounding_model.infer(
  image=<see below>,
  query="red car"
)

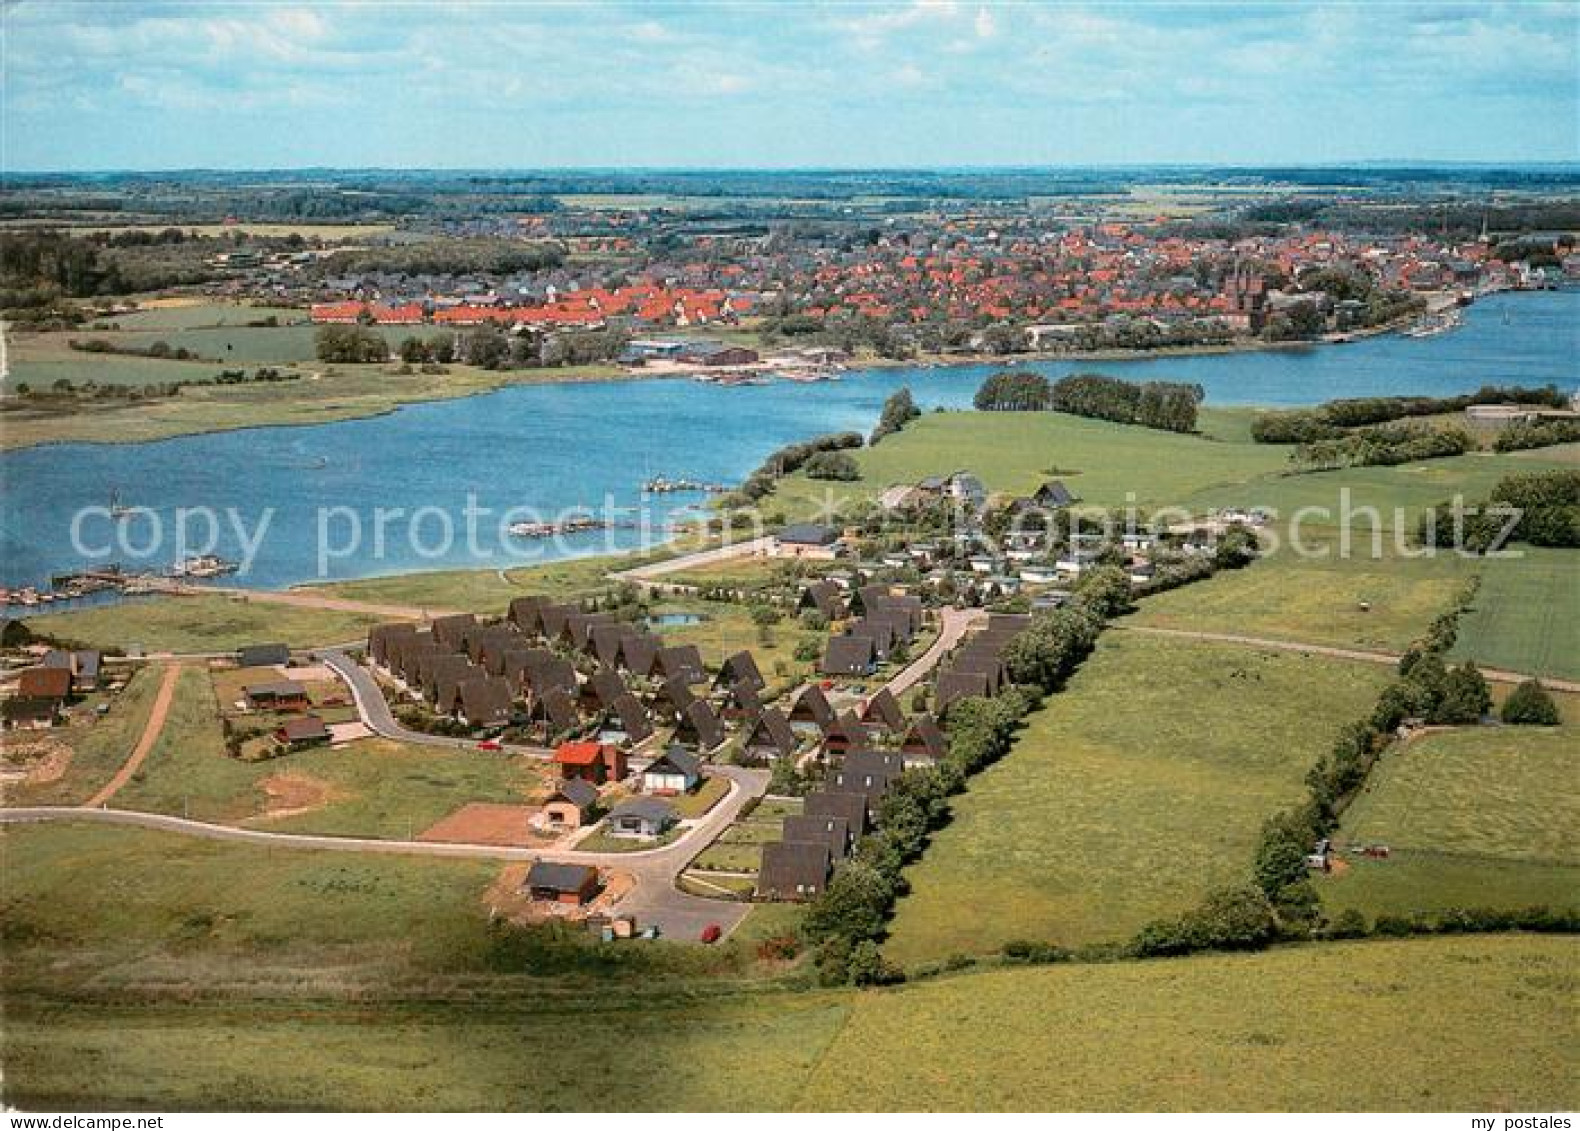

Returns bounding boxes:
[700,924,722,944]
[477,738,503,752]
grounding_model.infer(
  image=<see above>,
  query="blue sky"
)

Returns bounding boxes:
[4,1,1576,170]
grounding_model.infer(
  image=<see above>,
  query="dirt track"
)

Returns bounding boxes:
[82,663,184,809]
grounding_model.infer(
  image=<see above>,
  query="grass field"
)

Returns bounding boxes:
[883,634,1390,965]
[798,935,1578,1111]
[0,354,628,451]
[106,667,548,836]
[1131,532,1477,652]
[27,593,385,652]
[2,916,1571,1110]
[1450,548,1580,680]
[770,408,1290,519]
[0,665,159,806]
[1322,726,1580,919]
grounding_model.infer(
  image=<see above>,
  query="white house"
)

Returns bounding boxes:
[641,748,702,796]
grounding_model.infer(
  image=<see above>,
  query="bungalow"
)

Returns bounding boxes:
[900,714,948,766]
[797,580,846,620]
[829,762,893,801]
[820,635,876,677]
[429,612,477,652]
[717,679,762,721]
[655,644,707,685]
[1019,565,1062,585]
[742,707,798,762]
[860,687,906,734]
[803,790,870,838]
[847,619,897,661]
[714,650,766,693]
[43,649,103,692]
[524,861,600,905]
[237,642,290,669]
[424,655,481,707]
[1031,480,1079,509]
[541,778,600,830]
[619,634,662,678]
[757,841,832,902]
[582,667,630,713]
[537,686,582,736]
[521,652,577,698]
[538,603,575,642]
[642,748,702,795]
[822,713,871,759]
[604,693,654,745]
[782,813,852,858]
[654,674,697,723]
[562,611,615,652]
[2,697,61,730]
[274,715,330,750]
[786,684,837,735]
[589,623,635,668]
[244,680,309,711]
[606,796,677,839]
[773,523,843,560]
[368,622,418,668]
[18,666,73,703]
[936,670,991,714]
[553,740,628,786]
[674,699,725,752]
[507,595,550,633]
[457,676,514,729]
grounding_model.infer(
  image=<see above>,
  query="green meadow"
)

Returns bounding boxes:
[27,593,386,653]
[1132,531,1478,652]
[883,634,1389,965]
[107,668,547,837]
[772,407,1292,518]
[1450,547,1580,680]
[1323,725,1580,919]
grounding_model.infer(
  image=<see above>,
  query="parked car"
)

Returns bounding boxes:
[700,924,722,944]
[477,738,503,751]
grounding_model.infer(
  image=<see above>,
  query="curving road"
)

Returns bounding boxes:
[2,763,768,939]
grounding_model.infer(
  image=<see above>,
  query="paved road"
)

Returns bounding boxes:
[82,663,185,809]
[884,606,988,701]
[317,649,554,758]
[1120,625,1580,692]
[2,764,769,940]
[609,536,775,588]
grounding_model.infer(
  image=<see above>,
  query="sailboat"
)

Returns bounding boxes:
[109,488,132,520]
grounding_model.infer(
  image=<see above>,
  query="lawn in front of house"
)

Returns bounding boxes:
[883,633,1390,966]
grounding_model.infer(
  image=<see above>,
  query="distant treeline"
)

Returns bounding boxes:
[1251,385,1570,443]
[321,237,565,278]
[68,337,203,362]
[975,371,1202,433]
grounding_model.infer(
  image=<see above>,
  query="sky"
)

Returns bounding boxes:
[3,1,1577,171]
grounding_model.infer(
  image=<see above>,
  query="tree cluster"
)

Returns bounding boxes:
[1048,373,1203,433]
[869,386,921,445]
[1419,469,1580,551]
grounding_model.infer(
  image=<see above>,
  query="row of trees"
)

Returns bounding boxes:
[1048,373,1203,433]
[973,370,1203,433]
[801,582,1114,984]
[1291,421,1475,470]
[1494,417,1580,454]
[1250,384,1568,443]
[724,432,866,505]
[1418,469,1580,551]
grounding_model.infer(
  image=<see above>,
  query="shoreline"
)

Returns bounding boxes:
[0,299,1451,454]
